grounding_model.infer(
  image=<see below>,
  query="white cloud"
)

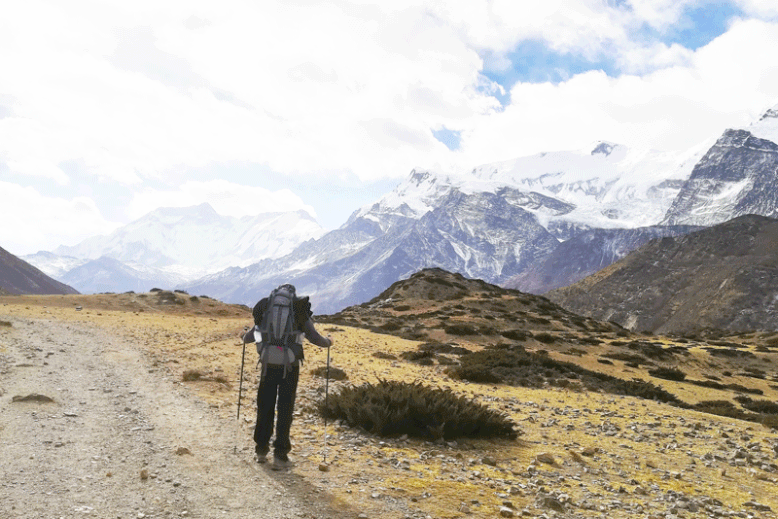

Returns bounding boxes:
[459,18,778,164]
[127,180,316,220]
[0,0,776,207]
[0,182,119,255]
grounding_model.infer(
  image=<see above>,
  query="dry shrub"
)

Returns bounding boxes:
[182,369,230,386]
[443,323,479,335]
[500,329,529,341]
[534,332,557,344]
[310,366,348,380]
[736,396,778,415]
[627,341,673,360]
[0,320,12,327]
[182,370,203,381]
[693,400,757,421]
[419,342,471,355]
[372,351,397,360]
[649,366,687,381]
[602,352,649,365]
[320,379,518,440]
[400,350,435,363]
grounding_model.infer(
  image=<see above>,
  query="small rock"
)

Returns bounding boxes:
[535,452,556,465]
[175,447,192,456]
[140,469,149,480]
[318,463,330,472]
[482,456,497,466]
[499,506,514,518]
[12,394,55,403]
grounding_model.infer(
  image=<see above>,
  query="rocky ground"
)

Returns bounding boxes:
[2,289,778,519]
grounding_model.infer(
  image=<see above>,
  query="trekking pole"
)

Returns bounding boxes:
[235,327,249,454]
[323,340,331,464]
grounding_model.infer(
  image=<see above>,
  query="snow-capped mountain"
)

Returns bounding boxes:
[187,103,778,312]
[32,103,778,311]
[25,204,326,294]
[54,204,325,271]
[186,187,561,312]
[663,106,778,226]
[359,142,702,240]
[21,251,88,279]
[59,257,187,294]
[185,140,706,312]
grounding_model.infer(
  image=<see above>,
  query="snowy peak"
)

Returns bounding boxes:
[662,126,778,226]
[745,104,778,144]
[590,141,618,156]
[355,142,696,239]
[50,205,325,275]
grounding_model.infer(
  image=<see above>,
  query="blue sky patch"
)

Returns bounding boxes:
[432,127,462,151]
[479,1,743,106]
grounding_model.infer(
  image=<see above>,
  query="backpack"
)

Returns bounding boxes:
[255,285,304,377]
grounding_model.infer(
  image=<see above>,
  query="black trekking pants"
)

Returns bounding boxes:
[254,364,299,456]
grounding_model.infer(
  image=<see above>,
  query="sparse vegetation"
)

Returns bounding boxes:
[649,366,687,381]
[450,345,682,405]
[320,379,518,440]
[310,366,348,380]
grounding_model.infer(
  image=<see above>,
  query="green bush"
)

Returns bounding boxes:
[320,379,518,440]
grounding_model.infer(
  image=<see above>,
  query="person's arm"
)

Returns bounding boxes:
[302,319,332,348]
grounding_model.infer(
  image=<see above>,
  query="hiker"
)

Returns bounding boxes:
[242,284,332,468]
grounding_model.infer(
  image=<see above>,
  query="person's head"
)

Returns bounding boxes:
[278,283,296,296]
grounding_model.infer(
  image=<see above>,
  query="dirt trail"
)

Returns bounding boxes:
[0,315,341,519]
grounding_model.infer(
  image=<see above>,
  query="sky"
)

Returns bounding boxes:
[2,0,778,256]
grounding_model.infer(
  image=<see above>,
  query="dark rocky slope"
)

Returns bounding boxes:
[0,246,78,295]
[547,215,778,334]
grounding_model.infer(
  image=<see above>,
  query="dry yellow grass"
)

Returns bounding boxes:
[2,294,778,518]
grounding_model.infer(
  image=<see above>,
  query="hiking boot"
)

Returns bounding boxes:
[255,444,269,464]
[271,452,290,470]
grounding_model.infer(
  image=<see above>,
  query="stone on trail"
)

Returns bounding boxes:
[318,463,330,472]
[12,393,55,403]
[175,446,192,455]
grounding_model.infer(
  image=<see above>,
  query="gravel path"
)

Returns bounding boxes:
[0,315,341,519]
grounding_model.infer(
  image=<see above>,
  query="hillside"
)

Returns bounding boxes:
[0,245,78,295]
[547,214,778,334]
[4,272,778,518]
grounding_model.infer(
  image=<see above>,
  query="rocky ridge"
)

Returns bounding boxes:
[0,245,78,296]
[548,214,778,334]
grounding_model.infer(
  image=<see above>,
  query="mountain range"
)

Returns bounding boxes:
[20,103,778,316]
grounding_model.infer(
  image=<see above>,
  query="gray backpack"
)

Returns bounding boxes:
[256,285,303,377]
